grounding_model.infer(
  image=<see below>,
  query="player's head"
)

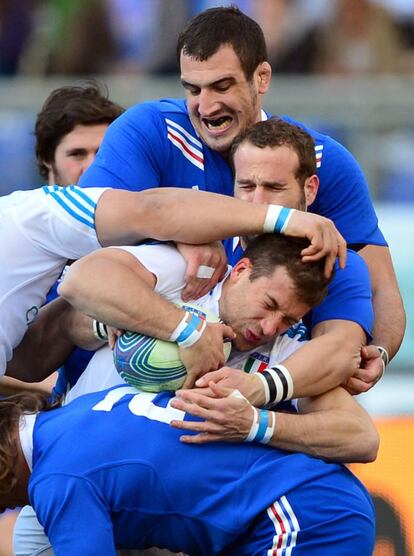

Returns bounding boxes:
[35,82,124,186]
[0,393,51,512]
[177,6,271,154]
[220,234,330,351]
[230,118,319,210]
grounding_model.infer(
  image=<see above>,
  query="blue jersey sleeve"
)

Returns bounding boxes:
[80,102,169,191]
[31,474,116,556]
[306,250,374,339]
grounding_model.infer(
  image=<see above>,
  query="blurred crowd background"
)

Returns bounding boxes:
[2,0,414,77]
[0,0,412,374]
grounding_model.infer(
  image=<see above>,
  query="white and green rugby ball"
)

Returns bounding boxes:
[113,303,232,392]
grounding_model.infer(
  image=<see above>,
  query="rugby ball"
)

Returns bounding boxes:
[113,303,232,392]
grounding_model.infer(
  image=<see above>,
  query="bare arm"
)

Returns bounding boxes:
[95,188,346,275]
[59,248,179,337]
[195,319,367,406]
[275,387,379,462]
[170,382,379,463]
[277,319,366,398]
[359,244,406,360]
[5,298,75,383]
[0,373,57,397]
[59,247,234,383]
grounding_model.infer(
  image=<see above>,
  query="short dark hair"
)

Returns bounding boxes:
[230,118,317,187]
[35,82,124,179]
[0,393,58,494]
[176,6,267,80]
[244,234,331,308]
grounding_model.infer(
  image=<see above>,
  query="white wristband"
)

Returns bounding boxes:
[257,372,271,405]
[92,320,108,342]
[273,364,294,400]
[263,205,295,234]
[245,406,259,442]
[170,312,190,342]
[259,411,276,444]
[245,409,276,444]
[169,311,206,348]
[260,365,294,405]
[376,345,389,374]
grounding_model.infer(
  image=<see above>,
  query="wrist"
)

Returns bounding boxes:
[92,319,108,342]
[375,345,389,373]
[245,408,276,444]
[256,365,294,407]
[263,205,295,234]
[250,374,269,407]
[170,311,206,348]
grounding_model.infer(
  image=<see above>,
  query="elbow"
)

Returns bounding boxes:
[358,426,380,464]
[331,334,364,383]
[57,275,76,304]
[58,260,88,306]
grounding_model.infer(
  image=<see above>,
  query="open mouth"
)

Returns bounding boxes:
[245,328,261,344]
[202,115,233,132]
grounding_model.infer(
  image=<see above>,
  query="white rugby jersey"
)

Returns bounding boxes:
[0,185,107,374]
[66,242,306,402]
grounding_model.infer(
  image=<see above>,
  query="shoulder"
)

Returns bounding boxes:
[281,115,361,173]
[114,241,187,298]
[121,98,189,126]
[333,249,371,287]
[110,98,199,146]
[308,249,374,337]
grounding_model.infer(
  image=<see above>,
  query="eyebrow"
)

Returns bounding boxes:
[181,76,237,89]
[236,179,288,188]
[266,294,298,323]
[65,148,89,154]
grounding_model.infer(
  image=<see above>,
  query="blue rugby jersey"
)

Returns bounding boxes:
[30,386,374,556]
[80,98,386,247]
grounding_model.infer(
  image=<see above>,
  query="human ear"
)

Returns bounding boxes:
[256,62,272,94]
[305,174,319,207]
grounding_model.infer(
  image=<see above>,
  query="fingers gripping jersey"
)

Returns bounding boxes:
[0,185,107,374]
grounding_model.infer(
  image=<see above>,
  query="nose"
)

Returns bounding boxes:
[197,89,219,117]
[252,187,267,204]
[261,314,284,338]
[80,153,96,175]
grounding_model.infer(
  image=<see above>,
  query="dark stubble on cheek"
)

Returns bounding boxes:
[245,82,259,129]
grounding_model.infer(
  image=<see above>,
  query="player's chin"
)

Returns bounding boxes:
[198,127,236,152]
[232,337,258,352]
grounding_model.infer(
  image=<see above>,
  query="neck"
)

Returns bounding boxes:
[218,274,231,322]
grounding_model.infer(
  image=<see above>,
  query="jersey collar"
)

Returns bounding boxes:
[19,413,36,471]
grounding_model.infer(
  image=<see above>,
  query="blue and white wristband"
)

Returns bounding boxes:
[245,408,275,444]
[170,311,206,348]
[263,205,295,235]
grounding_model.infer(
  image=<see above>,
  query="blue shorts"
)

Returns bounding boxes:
[225,466,375,555]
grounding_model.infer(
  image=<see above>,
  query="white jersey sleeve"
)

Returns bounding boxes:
[114,242,187,300]
[17,186,108,259]
[0,185,108,375]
